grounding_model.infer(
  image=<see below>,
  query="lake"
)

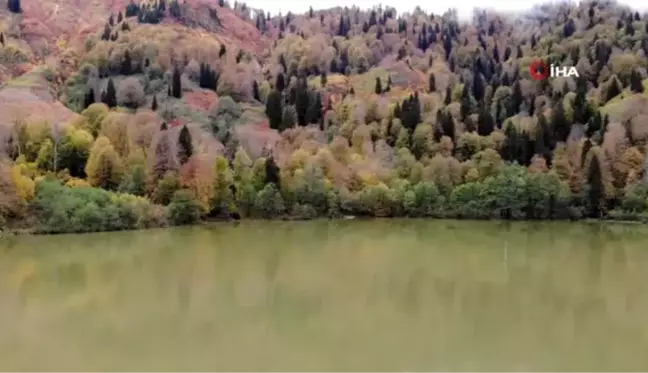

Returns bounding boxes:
[1,220,648,371]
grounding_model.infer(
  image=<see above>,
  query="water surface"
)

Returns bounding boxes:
[1,220,648,371]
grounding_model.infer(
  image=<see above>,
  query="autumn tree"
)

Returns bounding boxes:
[149,126,178,189]
[85,136,124,190]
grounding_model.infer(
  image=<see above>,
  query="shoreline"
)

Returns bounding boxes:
[3,215,646,237]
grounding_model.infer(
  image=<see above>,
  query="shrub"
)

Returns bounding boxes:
[168,189,202,225]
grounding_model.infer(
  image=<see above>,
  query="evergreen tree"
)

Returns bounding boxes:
[374,77,382,94]
[177,125,193,165]
[320,72,327,87]
[172,66,182,98]
[103,79,117,108]
[101,23,111,41]
[8,0,21,13]
[219,44,227,58]
[151,95,158,111]
[551,100,570,142]
[306,92,322,124]
[265,89,283,130]
[444,86,452,105]
[121,50,132,75]
[428,73,436,92]
[630,69,644,93]
[586,152,604,218]
[252,80,260,101]
[265,156,280,185]
[275,73,285,91]
[295,80,310,126]
[0,33,4,47]
[117,11,123,23]
[460,83,472,120]
[477,103,494,136]
[83,88,95,109]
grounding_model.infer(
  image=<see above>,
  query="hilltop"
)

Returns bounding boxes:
[2,0,648,233]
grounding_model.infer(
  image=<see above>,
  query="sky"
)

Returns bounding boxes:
[241,0,648,20]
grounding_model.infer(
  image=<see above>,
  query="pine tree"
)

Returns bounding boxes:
[306,92,322,124]
[551,100,570,142]
[444,86,452,105]
[477,103,494,136]
[151,95,158,111]
[177,125,193,165]
[586,152,604,218]
[374,77,382,94]
[0,33,4,47]
[83,88,95,109]
[428,73,436,92]
[103,79,117,108]
[320,72,327,87]
[264,157,280,185]
[275,73,285,91]
[265,89,283,130]
[118,11,123,23]
[295,80,310,126]
[7,0,21,13]
[101,23,111,40]
[122,50,132,75]
[219,44,227,58]
[172,66,182,98]
[630,69,644,93]
[460,83,472,120]
[252,80,260,101]
[109,14,115,26]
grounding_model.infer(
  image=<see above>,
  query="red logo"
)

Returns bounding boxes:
[529,60,550,80]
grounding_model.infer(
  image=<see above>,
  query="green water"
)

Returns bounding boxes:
[2,220,648,371]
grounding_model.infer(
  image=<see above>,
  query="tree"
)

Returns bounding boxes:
[265,89,283,130]
[306,92,322,125]
[177,125,193,165]
[295,81,310,126]
[585,151,605,218]
[85,137,124,190]
[630,69,644,93]
[172,66,182,98]
[83,88,95,109]
[151,95,158,111]
[275,73,285,91]
[121,50,132,75]
[252,80,260,101]
[102,79,117,108]
[477,103,494,136]
[264,156,280,185]
[116,77,146,109]
[7,0,21,13]
[375,77,383,94]
[149,129,178,189]
[428,73,436,92]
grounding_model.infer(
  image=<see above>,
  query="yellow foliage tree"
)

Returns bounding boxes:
[85,136,124,189]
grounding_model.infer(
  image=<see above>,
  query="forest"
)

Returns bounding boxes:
[2,0,648,233]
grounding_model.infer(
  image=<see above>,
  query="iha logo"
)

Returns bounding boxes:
[529,60,579,80]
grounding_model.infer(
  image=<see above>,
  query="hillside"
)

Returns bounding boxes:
[2,0,648,233]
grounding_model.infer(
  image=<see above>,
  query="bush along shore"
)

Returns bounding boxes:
[3,146,648,235]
